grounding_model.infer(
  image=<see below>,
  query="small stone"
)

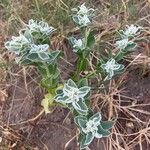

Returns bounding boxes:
[65,118,71,125]
[126,122,134,129]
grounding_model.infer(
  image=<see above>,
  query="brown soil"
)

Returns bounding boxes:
[116,68,150,150]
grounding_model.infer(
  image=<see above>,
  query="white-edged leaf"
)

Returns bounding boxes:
[84,132,94,145]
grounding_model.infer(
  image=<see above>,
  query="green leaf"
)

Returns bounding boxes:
[55,84,63,95]
[78,86,90,96]
[20,58,33,65]
[78,134,87,150]
[84,132,94,145]
[74,116,87,126]
[23,30,33,43]
[68,37,76,45]
[78,119,87,129]
[78,78,88,87]
[38,52,49,60]
[101,121,115,130]
[67,79,77,88]
[51,68,60,79]
[27,53,39,61]
[89,112,101,123]
[123,42,137,52]
[78,58,88,72]
[37,64,48,77]
[115,51,125,61]
[49,50,62,63]
[41,93,54,114]
[97,125,111,137]
[72,16,80,26]
[75,100,88,115]
[86,30,95,48]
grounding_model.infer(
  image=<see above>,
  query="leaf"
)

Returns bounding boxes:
[41,93,54,114]
[78,86,90,97]
[20,58,33,65]
[72,16,80,25]
[49,50,62,64]
[55,84,64,95]
[38,52,49,60]
[74,116,87,126]
[78,78,88,87]
[89,112,102,123]
[27,53,39,61]
[37,63,48,77]
[78,58,88,72]
[75,100,88,115]
[97,125,111,137]
[78,119,87,128]
[115,51,125,61]
[123,42,137,52]
[51,68,60,79]
[86,30,95,48]
[107,48,113,58]
[101,121,115,130]
[68,37,76,45]
[78,134,88,150]
[84,132,94,145]
[23,30,33,43]
[67,79,77,88]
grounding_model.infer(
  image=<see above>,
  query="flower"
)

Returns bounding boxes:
[101,58,124,80]
[73,39,83,49]
[27,19,56,36]
[74,113,112,149]
[78,15,91,27]
[30,44,49,53]
[121,24,142,38]
[115,39,129,50]
[55,79,90,114]
[72,3,95,27]
[115,38,137,52]
[69,37,85,52]
[72,3,94,17]
[28,44,50,61]
[5,34,30,55]
[72,14,91,27]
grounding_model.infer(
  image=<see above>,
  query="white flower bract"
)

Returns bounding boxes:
[115,39,129,50]
[78,15,91,27]
[5,34,30,54]
[101,58,124,80]
[30,44,49,53]
[77,3,94,16]
[27,19,56,36]
[82,120,99,134]
[121,24,142,38]
[72,3,94,27]
[73,39,83,49]
[74,113,103,148]
[55,79,90,114]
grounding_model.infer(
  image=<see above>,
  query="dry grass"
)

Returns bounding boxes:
[0,0,150,150]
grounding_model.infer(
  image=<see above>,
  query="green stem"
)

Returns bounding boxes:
[44,63,51,78]
[73,57,88,81]
[115,50,125,62]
